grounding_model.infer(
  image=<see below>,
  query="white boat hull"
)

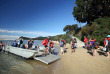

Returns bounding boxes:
[4,45,37,58]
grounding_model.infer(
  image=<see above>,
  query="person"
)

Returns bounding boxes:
[27,39,34,49]
[49,40,54,54]
[13,40,17,47]
[0,41,5,52]
[17,38,20,47]
[89,38,97,57]
[20,38,23,48]
[71,38,76,53]
[42,37,50,54]
[84,36,88,48]
[60,39,66,54]
[105,35,110,58]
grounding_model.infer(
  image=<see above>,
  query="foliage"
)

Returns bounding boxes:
[63,24,81,35]
[73,0,110,24]
[81,17,110,45]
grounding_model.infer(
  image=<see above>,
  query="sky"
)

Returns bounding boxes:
[0,0,86,39]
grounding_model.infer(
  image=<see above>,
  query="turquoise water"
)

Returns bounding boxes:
[0,40,60,74]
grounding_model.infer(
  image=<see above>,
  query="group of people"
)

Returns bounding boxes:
[59,38,77,55]
[12,38,35,49]
[13,38,24,48]
[42,37,56,54]
[84,35,110,58]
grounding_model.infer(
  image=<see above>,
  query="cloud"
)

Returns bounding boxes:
[0,35,19,40]
[0,29,61,36]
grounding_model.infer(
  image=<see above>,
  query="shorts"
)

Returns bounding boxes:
[90,45,96,50]
[106,46,110,52]
[0,48,2,52]
[45,45,48,48]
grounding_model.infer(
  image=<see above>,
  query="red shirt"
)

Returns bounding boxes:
[84,38,87,43]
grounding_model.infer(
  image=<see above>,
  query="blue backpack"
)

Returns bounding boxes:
[60,41,64,47]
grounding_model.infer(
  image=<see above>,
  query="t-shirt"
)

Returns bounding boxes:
[84,38,87,43]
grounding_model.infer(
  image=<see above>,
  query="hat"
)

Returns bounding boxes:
[106,35,110,37]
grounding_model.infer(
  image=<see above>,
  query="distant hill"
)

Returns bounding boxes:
[20,36,55,40]
[20,36,30,40]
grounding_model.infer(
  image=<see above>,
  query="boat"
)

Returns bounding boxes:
[4,45,38,58]
[3,45,60,64]
[34,54,60,64]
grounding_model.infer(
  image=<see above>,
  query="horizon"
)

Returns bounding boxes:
[0,0,86,40]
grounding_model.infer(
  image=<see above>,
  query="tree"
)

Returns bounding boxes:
[72,0,110,24]
[63,24,78,34]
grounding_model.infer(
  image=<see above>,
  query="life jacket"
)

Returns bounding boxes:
[94,41,99,49]
[50,42,54,47]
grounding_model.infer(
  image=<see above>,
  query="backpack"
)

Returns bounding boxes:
[60,41,64,47]
[108,40,110,47]
[42,40,46,45]
[94,41,99,49]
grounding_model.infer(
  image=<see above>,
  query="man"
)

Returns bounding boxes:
[84,36,88,48]
[42,37,50,54]
[27,39,34,49]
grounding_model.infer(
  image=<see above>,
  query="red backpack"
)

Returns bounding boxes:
[42,40,46,45]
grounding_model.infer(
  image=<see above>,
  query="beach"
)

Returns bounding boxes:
[0,40,110,74]
[53,41,110,74]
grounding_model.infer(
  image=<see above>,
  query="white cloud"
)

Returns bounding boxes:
[0,29,61,36]
[0,35,19,40]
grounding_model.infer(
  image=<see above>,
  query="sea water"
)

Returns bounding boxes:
[0,40,60,74]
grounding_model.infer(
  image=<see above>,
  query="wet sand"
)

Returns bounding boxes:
[53,41,110,74]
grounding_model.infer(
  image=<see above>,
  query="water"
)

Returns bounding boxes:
[0,40,44,47]
[0,40,60,74]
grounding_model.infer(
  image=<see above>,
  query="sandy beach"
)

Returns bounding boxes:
[53,41,110,74]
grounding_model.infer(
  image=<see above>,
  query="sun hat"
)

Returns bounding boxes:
[106,35,110,37]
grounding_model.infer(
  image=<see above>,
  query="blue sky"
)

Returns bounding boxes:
[0,0,86,39]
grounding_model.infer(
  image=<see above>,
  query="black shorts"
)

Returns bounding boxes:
[106,46,110,52]
[90,45,96,50]
[0,48,2,52]
[45,45,48,48]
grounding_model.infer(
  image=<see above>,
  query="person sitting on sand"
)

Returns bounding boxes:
[42,37,50,54]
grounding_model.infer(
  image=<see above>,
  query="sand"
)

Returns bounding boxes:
[52,41,110,74]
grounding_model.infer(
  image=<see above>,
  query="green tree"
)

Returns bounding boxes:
[63,24,78,34]
[73,0,110,24]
